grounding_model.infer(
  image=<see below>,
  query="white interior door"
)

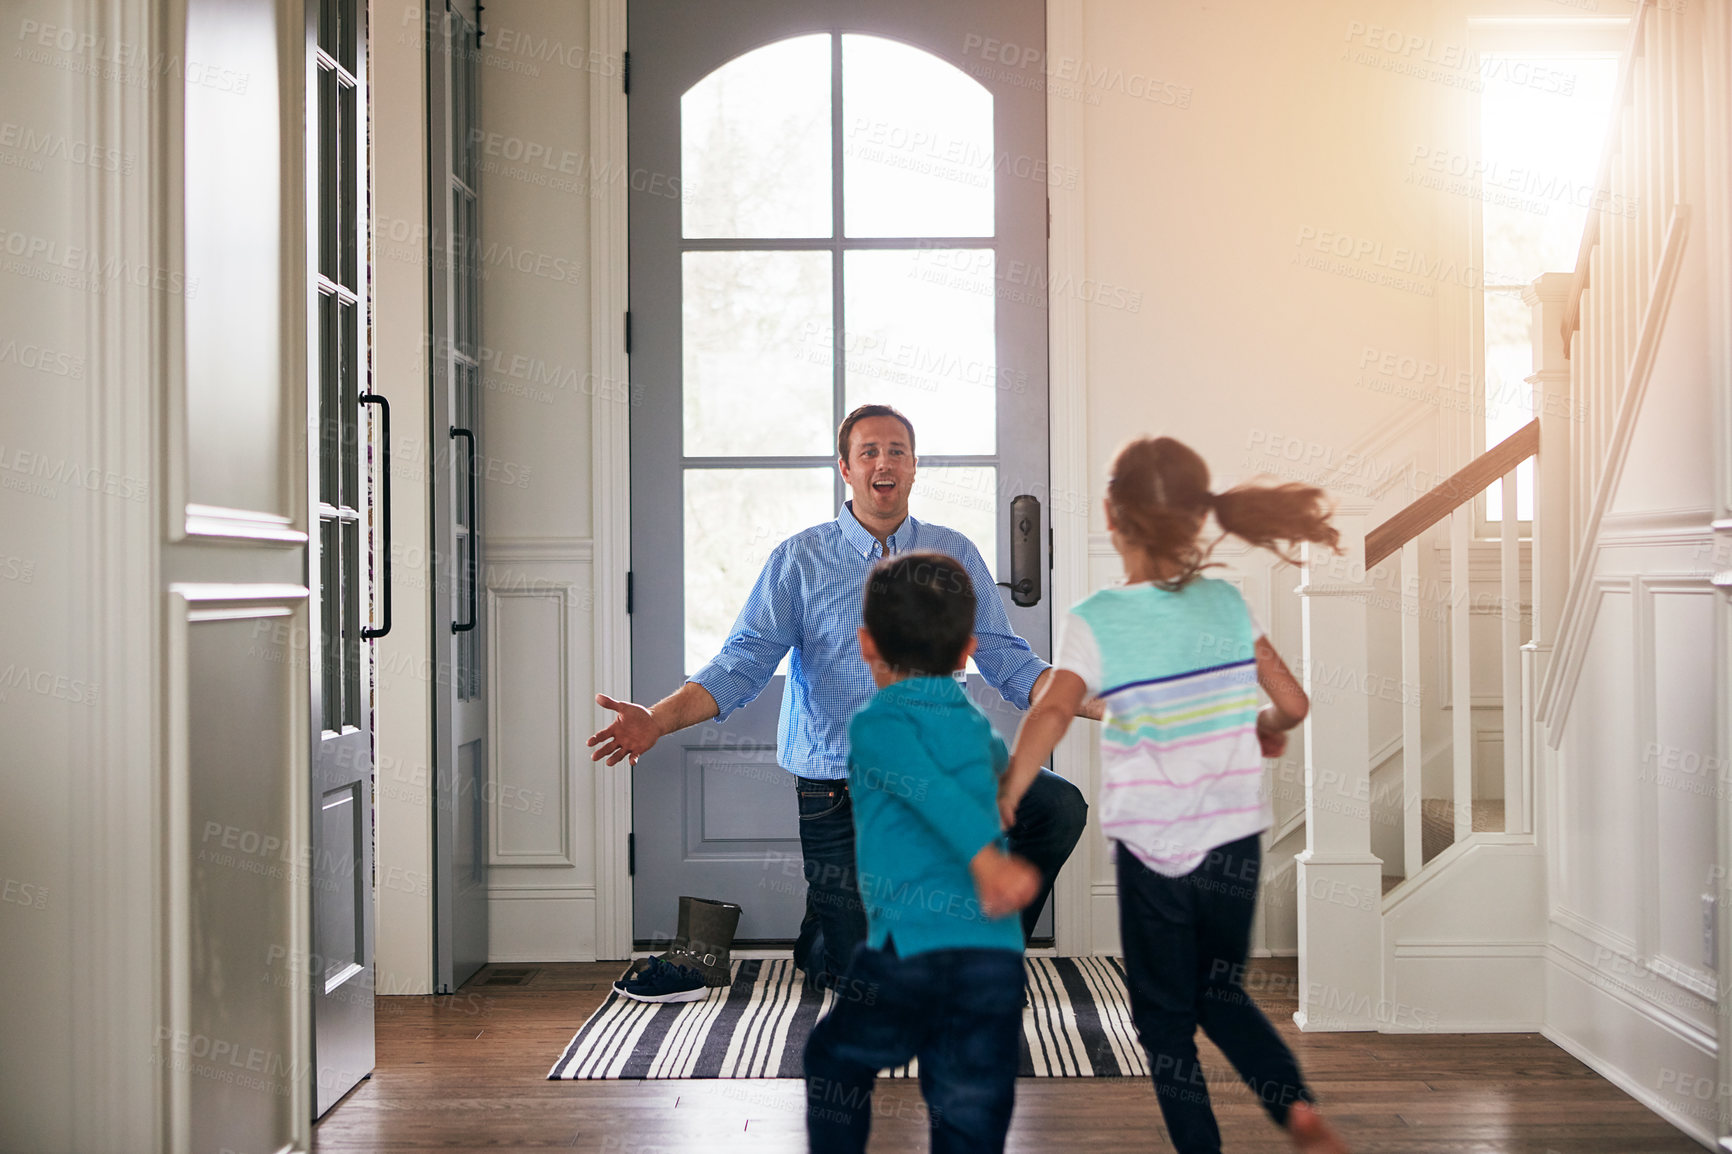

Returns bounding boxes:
[429,0,490,992]
[308,0,376,1117]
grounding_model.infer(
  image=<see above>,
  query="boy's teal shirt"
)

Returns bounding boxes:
[845,675,1025,959]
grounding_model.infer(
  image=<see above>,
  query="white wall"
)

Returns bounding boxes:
[472,0,603,961]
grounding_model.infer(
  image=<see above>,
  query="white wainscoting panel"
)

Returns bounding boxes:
[488,585,573,866]
[488,886,599,964]
[1556,585,1639,940]
[485,539,598,959]
[1643,581,1720,995]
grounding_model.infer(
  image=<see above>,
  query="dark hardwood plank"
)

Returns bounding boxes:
[311,958,1701,1153]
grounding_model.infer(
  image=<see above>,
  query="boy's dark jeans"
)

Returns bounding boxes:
[804,941,1023,1154]
[791,767,1087,989]
[1117,833,1313,1154]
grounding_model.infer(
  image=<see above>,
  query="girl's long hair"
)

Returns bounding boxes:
[1107,436,1341,588]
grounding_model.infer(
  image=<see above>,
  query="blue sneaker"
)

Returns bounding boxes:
[616,955,708,1004]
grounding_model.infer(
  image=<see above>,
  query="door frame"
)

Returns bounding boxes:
[584,0,1094,959]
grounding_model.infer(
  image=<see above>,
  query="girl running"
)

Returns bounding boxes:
[999,436,1350,1154]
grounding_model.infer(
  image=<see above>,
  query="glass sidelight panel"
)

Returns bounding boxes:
[683,251,833,457]
[683,468,833,673]
[681,34,831,239]
[320,518,341,731]
[843,248,996,455]
[842,35,994,239]
[342,518,362,728]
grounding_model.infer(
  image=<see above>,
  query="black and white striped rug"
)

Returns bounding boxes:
[548,956,1151,1080]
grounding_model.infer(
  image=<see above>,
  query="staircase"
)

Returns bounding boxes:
[1290,0,1688,1034]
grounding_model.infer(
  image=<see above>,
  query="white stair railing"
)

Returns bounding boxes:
[1364,422,1539,879]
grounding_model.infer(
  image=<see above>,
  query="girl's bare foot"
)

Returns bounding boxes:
[1287,1101,1350,1153]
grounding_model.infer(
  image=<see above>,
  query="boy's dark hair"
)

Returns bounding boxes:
[837,403,917,464]
[861,552,975,677]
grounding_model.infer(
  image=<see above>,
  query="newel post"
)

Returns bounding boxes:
[1293,507,1384,1031]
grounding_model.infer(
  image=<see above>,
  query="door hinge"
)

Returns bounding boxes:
[1048,526,1054,570]
[626,570,633,614]
[627,832,635,876]
[624,311,632,355]
[622,50,630,95]
[1046,198,1051,239]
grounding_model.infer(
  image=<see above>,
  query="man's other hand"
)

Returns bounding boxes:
[588,694,659,765]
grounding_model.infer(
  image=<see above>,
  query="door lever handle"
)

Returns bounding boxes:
[360,392,392,639]
[1006,494,1041,607]
[450,425,478,634]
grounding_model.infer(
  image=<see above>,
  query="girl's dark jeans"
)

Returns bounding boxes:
[1117,833,1314,1154]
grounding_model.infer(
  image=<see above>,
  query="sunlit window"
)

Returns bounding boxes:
[677,33,1000,672]
[1477,48,1619,520]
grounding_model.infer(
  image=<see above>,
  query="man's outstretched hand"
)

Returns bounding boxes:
[588,694,659,765]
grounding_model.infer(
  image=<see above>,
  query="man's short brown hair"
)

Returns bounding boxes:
[836,404,917,464]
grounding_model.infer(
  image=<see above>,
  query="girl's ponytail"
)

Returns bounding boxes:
[1108,436,1341,585]
[1210,481,1340,564]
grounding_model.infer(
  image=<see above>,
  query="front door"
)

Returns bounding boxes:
[628,0,1051,944]
[429,0,490,992]
[308,0,376,1117]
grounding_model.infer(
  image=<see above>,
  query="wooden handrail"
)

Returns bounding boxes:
[1561,0,1650,358]
[1364,420,1540,568]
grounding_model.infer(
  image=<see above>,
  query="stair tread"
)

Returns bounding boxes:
[1419,798,1506,865]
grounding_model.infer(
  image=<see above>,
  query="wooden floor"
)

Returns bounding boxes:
[312,958,1701,1153]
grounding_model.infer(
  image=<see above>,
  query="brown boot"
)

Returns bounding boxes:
[661,896,742,987]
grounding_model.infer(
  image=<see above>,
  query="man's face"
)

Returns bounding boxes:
[839,415,916,523]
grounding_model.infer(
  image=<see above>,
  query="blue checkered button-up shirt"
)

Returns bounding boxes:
[688,502,1049,781]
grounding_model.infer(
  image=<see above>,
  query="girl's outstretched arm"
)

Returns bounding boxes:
[1254,636,1309,758]
[999,668,1090,828]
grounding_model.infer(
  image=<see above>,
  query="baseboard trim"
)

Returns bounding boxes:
[1542,1022,1718,1150]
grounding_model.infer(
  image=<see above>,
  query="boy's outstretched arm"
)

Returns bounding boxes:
[1254,636,1308,758]
[999,668,1090,829]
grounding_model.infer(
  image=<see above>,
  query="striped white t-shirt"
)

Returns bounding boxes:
[1056,577,1271,877]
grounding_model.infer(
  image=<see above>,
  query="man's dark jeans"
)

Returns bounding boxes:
[791,767,1088,989]
[804,941,1023,1154]
[1117,834,1313,1154]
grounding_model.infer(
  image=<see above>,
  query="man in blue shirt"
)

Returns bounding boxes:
[589,404,1094,989]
